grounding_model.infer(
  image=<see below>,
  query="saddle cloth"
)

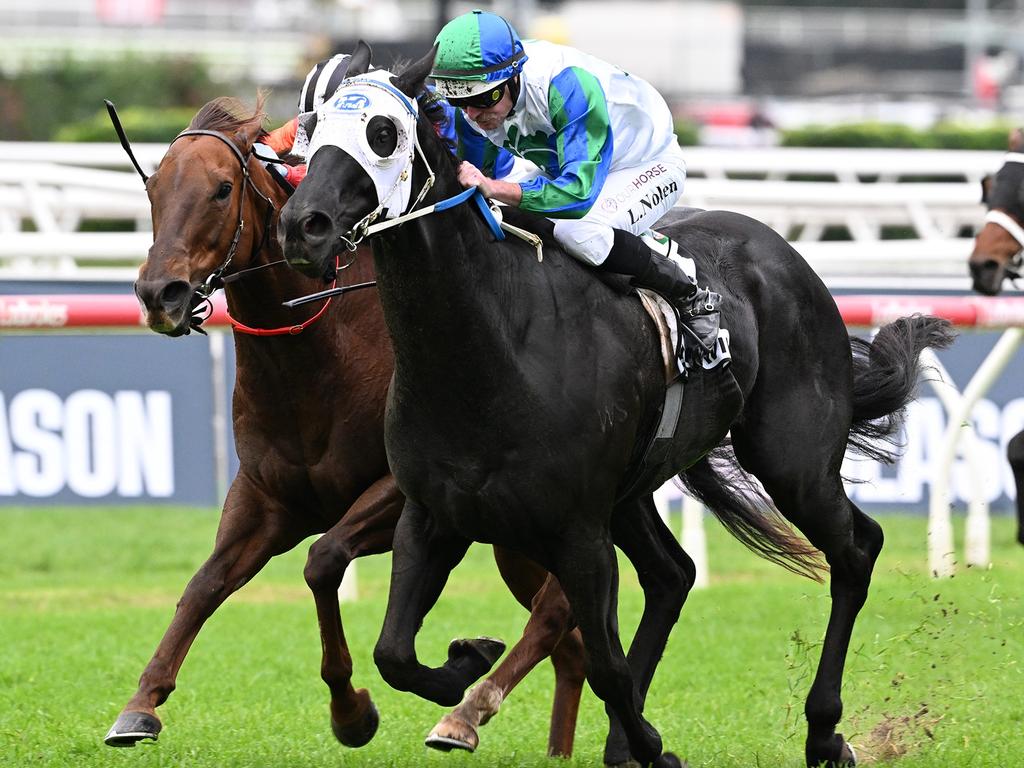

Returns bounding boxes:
[635,229,731,382]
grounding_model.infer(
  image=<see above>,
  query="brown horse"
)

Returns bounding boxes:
[104,95,586,755]
[968,128,1024,545]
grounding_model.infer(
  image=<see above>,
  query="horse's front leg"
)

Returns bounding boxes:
[105,479,306,746]
[555,526,683,768]
[425,567,584,755]
[603,495,694,766]
[373,500,504,706]
[303,474,403,747]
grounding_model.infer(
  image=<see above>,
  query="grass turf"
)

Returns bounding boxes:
[1,506,1022,767]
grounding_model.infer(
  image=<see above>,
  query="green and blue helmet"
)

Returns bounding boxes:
[432,10,527,105]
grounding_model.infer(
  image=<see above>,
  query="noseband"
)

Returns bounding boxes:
[981,153,1024,282]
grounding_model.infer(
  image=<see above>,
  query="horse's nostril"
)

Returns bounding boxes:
[160,281,192,313]
[303,212,332,240]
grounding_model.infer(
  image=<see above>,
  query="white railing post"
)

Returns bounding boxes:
[925,329,1024,576]
[681,493,709,589]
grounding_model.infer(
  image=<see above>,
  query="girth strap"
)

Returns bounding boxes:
[615,378,685,504]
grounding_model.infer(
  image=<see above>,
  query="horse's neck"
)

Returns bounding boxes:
[374,194,538,378]
[225,168,339,340]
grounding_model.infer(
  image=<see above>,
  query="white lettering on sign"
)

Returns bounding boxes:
[0,297,68,327]
[0,389,174,498]
[842,396,1024,506]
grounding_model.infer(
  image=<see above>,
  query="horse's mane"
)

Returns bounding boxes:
[414,81,460,162]
[189,94,268,139]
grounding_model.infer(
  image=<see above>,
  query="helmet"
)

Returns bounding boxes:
[431,10,527,101]
[298,53,352,114]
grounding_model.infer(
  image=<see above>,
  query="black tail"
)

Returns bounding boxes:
[676,313,954,582]
[678,449,827,582]
[846,314,956,463]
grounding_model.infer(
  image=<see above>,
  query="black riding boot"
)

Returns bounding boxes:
[602,229,721,351]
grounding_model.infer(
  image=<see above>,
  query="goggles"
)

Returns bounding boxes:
[445,81,508,110]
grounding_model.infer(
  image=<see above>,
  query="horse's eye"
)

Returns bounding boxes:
[367,115,398,158]
[214,182,233,201]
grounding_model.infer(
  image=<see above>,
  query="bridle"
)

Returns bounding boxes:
[981,152,1024,283]
[106,100,370,336]
[284,77,542,309]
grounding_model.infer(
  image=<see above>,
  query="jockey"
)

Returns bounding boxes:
[259,51,522,190]
[431,9,720,349]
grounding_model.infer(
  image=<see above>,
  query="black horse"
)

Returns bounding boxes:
[969,138,1024,545]
[279,45,954,767]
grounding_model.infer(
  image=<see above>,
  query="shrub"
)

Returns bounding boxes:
[55,106,196,143]
[674,120,700,146]
[0,54,217,140]
[780,121,1017,150]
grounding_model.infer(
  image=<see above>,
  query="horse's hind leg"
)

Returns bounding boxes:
[373,501,505,706]
[303,474,402,747]
[105,478,308,746]
[426,550,585,756]
[603,494,694,767]
[493,548,587,758]
[732,407,882,768]
[1008,430,1024,545]
[427,567,584,755]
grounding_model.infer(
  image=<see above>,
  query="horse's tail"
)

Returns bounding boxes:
[675,314,955,583]
[846,314,956,464]
[678,451,828,582]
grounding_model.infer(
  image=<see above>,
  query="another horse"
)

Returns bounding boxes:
[968,131,1024,545]
[105,94,588,756]
[278,47,954,767]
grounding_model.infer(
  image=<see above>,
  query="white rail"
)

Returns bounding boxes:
[0,143,1006,180]
[0,144,997,287]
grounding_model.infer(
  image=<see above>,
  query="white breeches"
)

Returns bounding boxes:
[549,147,687,266]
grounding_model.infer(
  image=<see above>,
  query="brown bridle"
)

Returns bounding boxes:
[106,100,363,336]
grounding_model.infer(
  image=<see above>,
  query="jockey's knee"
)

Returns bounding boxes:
[552,220,614,266]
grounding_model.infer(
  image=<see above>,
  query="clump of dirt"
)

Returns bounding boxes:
[848,705,941,763]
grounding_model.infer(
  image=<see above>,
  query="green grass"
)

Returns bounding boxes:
[1,507,1023,767]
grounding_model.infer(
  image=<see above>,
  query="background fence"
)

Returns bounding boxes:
[2,144,1022,584]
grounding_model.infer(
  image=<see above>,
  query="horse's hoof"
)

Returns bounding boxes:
[104,711,161,747]
[447,636,506,678]
[331,697,379,748]
[425,733,477,753]
[653,753,688,768]
[425,713,480,753]
[806,734,857,767]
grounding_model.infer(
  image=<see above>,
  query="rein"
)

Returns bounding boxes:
[107,100,365,335]
[284,186,543,308]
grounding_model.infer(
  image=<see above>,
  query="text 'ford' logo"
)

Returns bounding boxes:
[332,93,371,111]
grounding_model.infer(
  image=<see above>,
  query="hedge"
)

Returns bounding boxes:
[0,54,217,141]
[55,106,198,143]
[780,121,1018,150]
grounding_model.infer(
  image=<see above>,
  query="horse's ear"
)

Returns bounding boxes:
[346,40,372,78]
[235,93,268,152]
[392,44,438,98]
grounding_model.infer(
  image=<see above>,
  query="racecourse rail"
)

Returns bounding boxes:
[3,292,1022,584]
[0,144,1002,290]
